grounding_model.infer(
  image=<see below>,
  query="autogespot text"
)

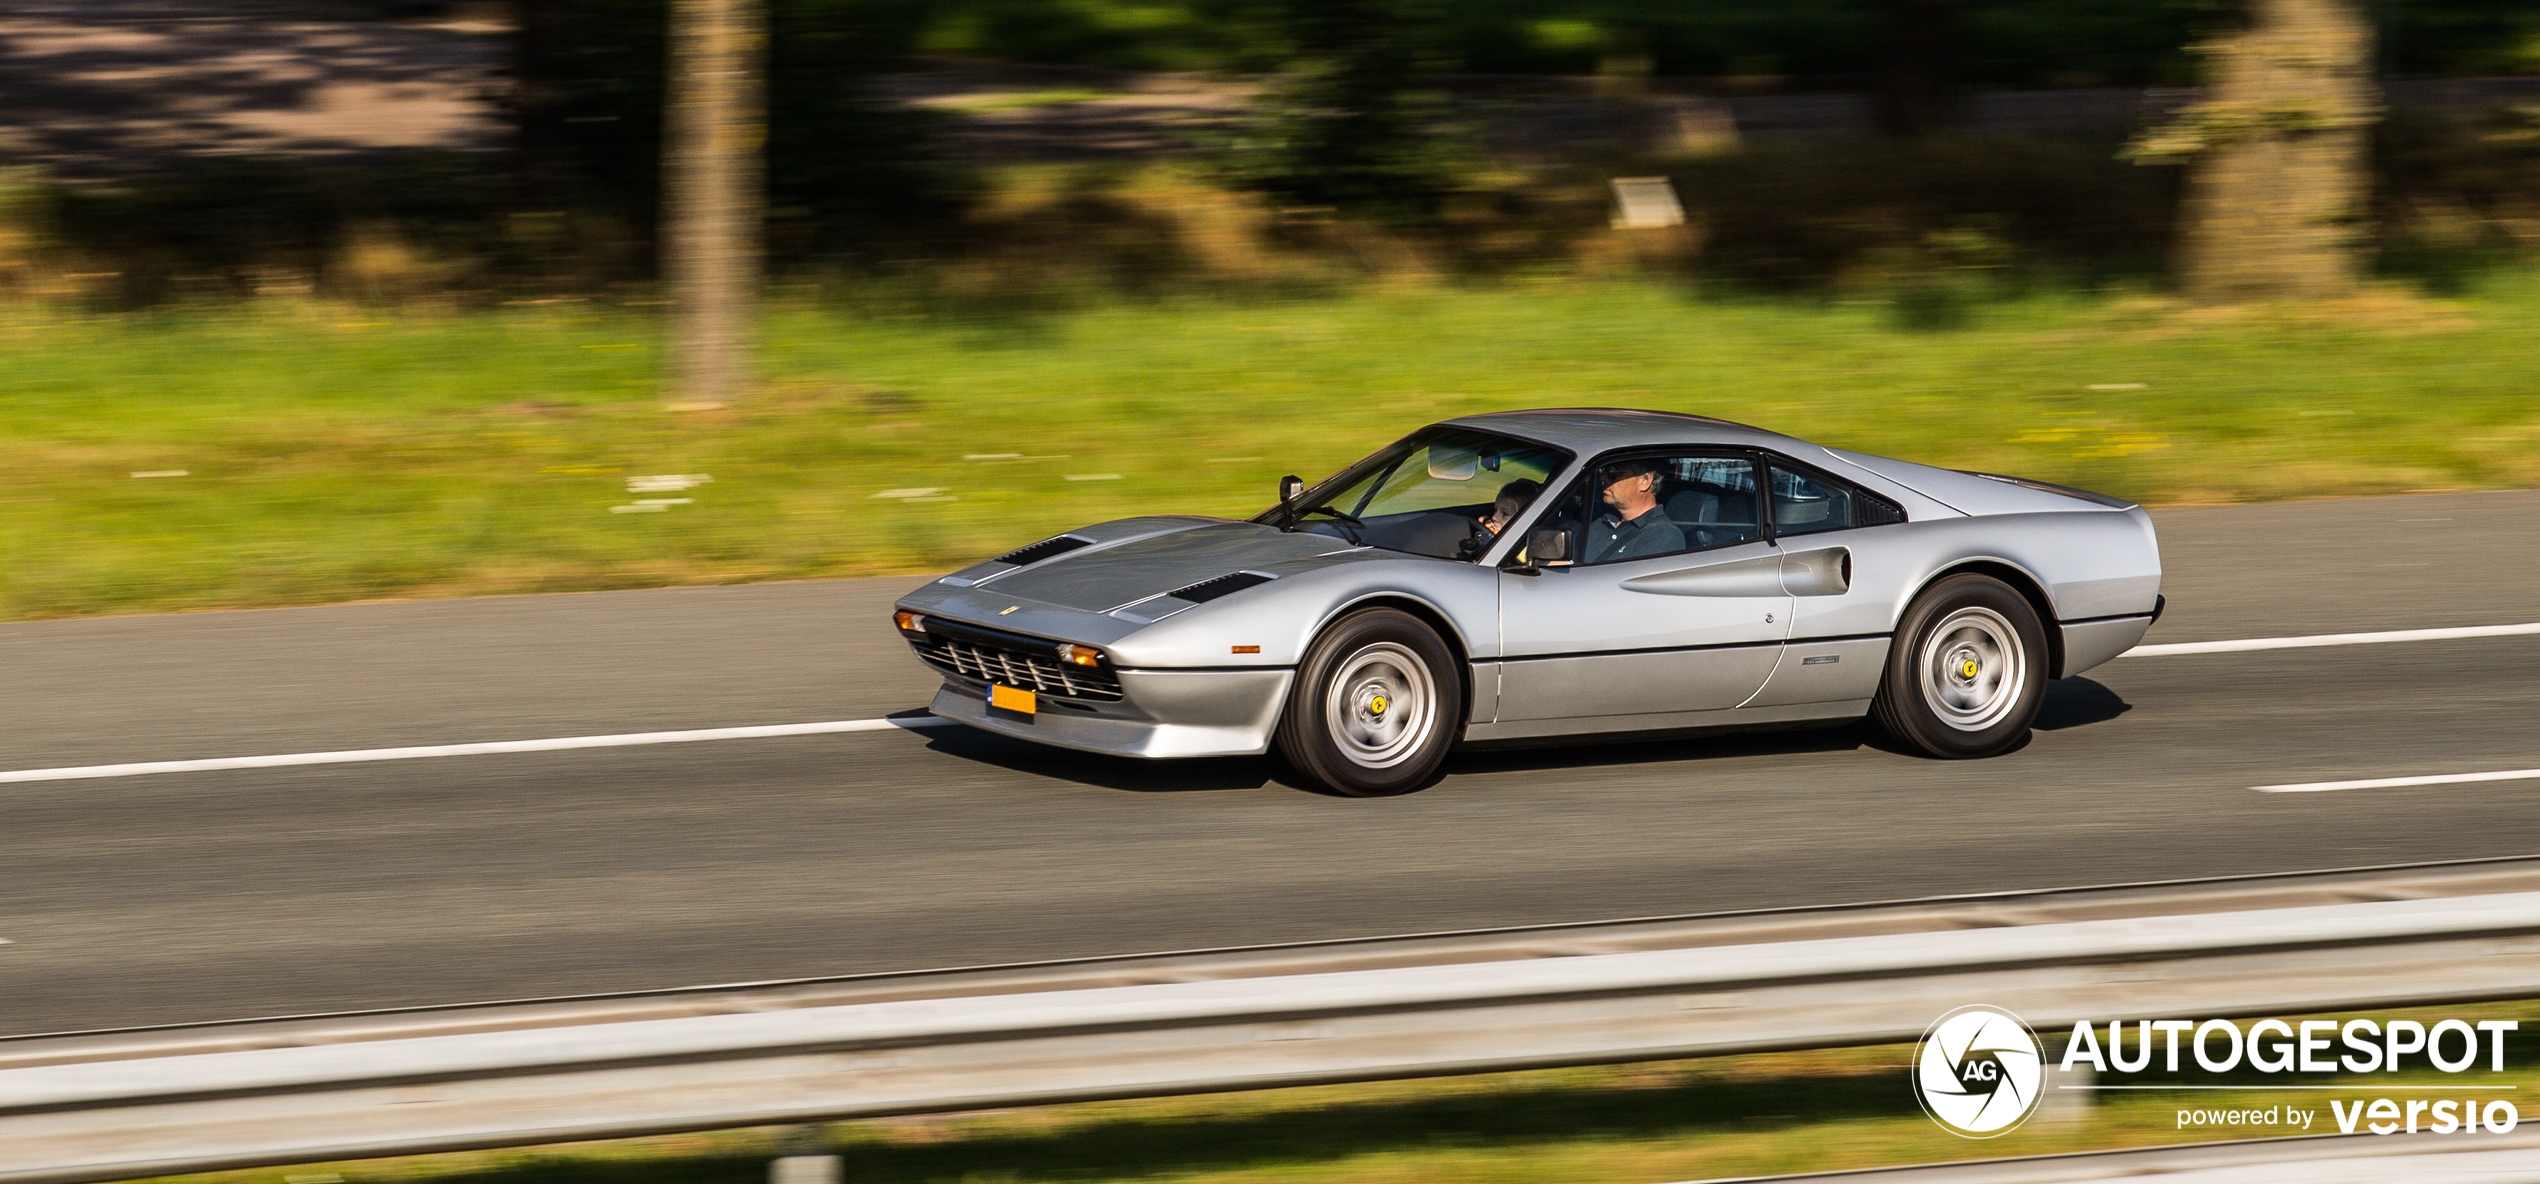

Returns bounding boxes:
[2057,1017,2523,1135]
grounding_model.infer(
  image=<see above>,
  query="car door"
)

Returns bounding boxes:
[1744,457,1914,709]
[1493,452,1794,726]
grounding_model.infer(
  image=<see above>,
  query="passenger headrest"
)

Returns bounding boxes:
[1664,488,1719,525]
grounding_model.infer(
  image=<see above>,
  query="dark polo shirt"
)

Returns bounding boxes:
[1583,506,1684,564]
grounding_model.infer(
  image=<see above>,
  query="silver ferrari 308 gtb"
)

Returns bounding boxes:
[893,409,2164,796]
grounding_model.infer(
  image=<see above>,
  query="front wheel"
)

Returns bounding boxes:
[1275,609,1462,796]
[1871,574,2048,759]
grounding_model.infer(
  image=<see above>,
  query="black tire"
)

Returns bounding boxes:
[1275,609,1462,797]
[1872,574,2049,759]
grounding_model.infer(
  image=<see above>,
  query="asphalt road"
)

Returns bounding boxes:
[3,490,2537,1037]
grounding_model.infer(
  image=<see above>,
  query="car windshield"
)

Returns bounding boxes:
[1256,427,1571,561]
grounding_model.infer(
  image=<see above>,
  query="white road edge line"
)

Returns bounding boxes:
[2256,769,2540,794]
[0,717,960,785]
[2124,621,2540,657]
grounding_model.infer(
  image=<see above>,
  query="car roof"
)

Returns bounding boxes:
[1441,408,1811,456]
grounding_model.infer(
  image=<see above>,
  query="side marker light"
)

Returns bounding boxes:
[1231,645,1261,654]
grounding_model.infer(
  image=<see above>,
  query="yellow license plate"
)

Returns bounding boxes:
[989,683,1038,715]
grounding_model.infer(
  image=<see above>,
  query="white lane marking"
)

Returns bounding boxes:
[0,717,959,785]
[2125,621,2540,658]
[2257,768,2540,794]
[12,618,2534,787]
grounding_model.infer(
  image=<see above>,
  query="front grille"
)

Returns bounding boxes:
[907,634,1124,702]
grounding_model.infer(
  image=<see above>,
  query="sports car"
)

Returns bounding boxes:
[892,409,2164,796]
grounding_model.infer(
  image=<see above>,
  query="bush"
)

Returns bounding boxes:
[2375,103,2540,290]
[1219,0,1464,226]
[1657,134,2180,291]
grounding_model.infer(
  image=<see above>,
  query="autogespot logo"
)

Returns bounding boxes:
[1913,1005,2047,1137]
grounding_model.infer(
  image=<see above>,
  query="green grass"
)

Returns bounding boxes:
[124,1000,2540,1184]
[6,275,2540,619]
[933,87,1124,112]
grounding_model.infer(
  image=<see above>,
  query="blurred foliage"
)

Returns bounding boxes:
[911,0,1284,71]
[902,0,2540,84]
[1216,0,1463,223]
[516,0,970,263]
[0,168,42,298]
[44,156,538,306]
[15,103,2540,309]
[2375,101,2540,290]
[6,0,2536,306]
[1661,134,2178,292]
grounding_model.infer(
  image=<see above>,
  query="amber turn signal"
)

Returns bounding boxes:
[893,610,926,633]
[1230,645,1261,654]
[1056,643,1104,668]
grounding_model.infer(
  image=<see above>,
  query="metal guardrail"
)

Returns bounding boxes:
[1696,1127,2540,1183]
[7,862,2540,1184]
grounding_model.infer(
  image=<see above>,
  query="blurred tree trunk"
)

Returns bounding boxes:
[660,0,764,408]
[1876,0,1959,137]
[2151,0,2380,301]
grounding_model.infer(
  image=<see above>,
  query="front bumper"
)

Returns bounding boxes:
[928,667,1295,759]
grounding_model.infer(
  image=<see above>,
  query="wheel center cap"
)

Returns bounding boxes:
[1369,694,1388,716]
[1959,657,1981,680]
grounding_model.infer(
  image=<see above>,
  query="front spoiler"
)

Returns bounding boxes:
[927,667,1295,759]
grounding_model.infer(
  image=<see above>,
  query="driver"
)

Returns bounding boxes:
[1580,458,1683,564]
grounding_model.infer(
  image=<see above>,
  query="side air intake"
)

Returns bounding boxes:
[1168,571,1275,603]
[995,535,1094,566]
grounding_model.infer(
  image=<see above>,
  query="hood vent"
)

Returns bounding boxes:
[996,535,1094,567]
[1168,571,1275,604]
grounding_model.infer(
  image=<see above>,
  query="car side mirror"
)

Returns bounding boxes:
[1526,527,1569,566]
[1280,474,1305,504]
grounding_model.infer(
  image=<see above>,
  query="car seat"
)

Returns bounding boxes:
[1664,487,1727,548]
[1663,487,1719,528]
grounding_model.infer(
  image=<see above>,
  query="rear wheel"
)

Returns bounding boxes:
[1872,574,2048,758]
[1276,609,1462,797]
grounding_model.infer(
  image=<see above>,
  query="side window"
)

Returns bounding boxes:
[1668,457,1763,549]
[1769,464,1905,537]
[1534,453,1764,567]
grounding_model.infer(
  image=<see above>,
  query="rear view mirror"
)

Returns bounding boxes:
[1280,474,1305,504]
[1426,447,1478,481]
[1526,528,1569,565]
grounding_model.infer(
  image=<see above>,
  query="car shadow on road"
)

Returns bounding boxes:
[1444,721,1871,779]
[2035,677,2132,731]
[916,677,2134,794]
[919,726,1276,793]
[1847,676,2131,757]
